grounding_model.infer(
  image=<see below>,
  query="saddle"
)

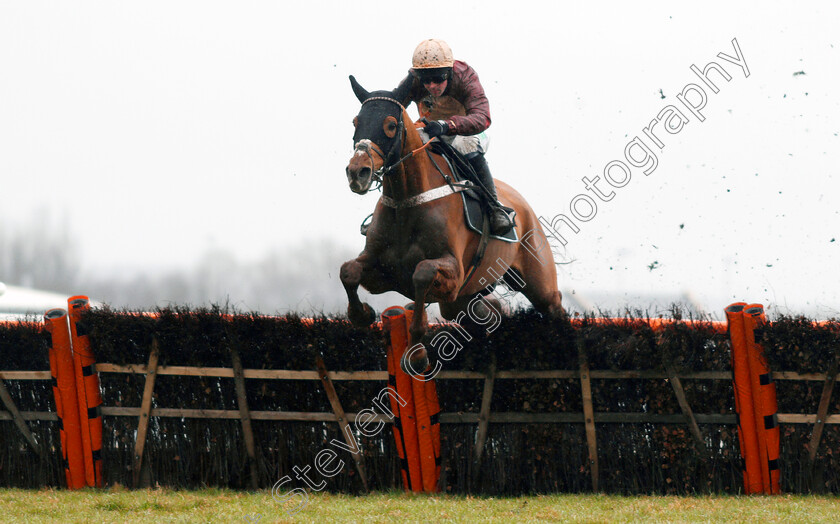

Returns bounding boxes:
[426,140,518,243]
[359,141,518,243]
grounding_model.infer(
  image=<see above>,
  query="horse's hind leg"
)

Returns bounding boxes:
[440,292,503,338]
[515,236,566,318]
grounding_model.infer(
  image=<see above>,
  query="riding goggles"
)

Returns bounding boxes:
[414,69,449,85]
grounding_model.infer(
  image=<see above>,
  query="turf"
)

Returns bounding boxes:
[1,488,838,523]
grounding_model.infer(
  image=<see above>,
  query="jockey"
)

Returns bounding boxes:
[395,38,514,235]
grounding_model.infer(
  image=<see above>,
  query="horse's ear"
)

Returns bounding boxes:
[349,75,370,103]
[392,76,412,107]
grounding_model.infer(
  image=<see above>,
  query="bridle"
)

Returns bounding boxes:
[352,96,434,190]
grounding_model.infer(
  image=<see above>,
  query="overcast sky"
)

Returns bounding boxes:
[1,2,837,317]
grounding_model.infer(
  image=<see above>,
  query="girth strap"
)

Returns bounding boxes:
[457,212,492,297]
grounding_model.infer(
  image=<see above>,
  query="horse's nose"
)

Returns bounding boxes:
[347,164,370,181]
[347,164,372,193]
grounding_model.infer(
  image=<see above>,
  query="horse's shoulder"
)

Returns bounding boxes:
[425,151,456,176]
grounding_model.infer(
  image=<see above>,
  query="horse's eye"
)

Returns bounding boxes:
[383,116,399,138]
[353,117,359,128]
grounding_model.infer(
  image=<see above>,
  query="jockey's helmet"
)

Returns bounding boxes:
[411,39,454,70]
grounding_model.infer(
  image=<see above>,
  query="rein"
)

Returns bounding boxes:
[354,94,494,299]
[374,137,435,180]
[355,96,465,210]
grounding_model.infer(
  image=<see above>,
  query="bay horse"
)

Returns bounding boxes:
[341,76,565,374]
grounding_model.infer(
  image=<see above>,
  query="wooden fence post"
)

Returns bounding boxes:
[133,337,160,488]
[230,346,260,490]
[577,338,599,491]
[807,363,839,469]
[315,355,369,492]
[474,357,496,462]
[0,378,41,454]
[666,363,706,450]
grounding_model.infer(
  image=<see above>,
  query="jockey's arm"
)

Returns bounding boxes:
[394,62,492,137]
[445,63,491,137]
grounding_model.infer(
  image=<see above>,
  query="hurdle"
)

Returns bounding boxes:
[44,296,104,489]
[380,305,441,493]
[725,302,781,494]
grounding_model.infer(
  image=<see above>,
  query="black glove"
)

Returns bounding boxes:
[422,118,449,139]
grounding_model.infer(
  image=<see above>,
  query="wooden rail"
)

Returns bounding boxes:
[3,361,839,492]
[3,368,833,381]
[2,366,836,427]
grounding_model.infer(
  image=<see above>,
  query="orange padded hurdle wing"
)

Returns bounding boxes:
[68,296,104,488]
[45,308,86,490]
[381,306,422,492]
[404,306,438,492]
[381,307,408,491]
[743,304,781,494]
[725,302,762,494]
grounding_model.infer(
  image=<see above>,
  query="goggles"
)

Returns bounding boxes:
[414,69,449,85]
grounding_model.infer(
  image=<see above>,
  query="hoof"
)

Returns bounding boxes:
[400,344,429,376]
[348,302,376,327]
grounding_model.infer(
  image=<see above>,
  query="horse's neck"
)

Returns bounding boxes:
[382,115,438,201]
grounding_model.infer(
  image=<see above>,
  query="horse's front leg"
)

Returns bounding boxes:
[402,255,460,375]
[340,252,383,327]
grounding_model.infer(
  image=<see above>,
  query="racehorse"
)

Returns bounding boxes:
[341,76,565,374]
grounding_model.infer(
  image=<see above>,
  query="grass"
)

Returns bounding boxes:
[0,488,838,523]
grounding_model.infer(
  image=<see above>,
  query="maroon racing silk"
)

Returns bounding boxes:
[396,60,491,136]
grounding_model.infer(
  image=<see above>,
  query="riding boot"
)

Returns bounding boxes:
[467,153,514,235]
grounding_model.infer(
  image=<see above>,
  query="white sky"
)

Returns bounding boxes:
[1,2,838,317]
